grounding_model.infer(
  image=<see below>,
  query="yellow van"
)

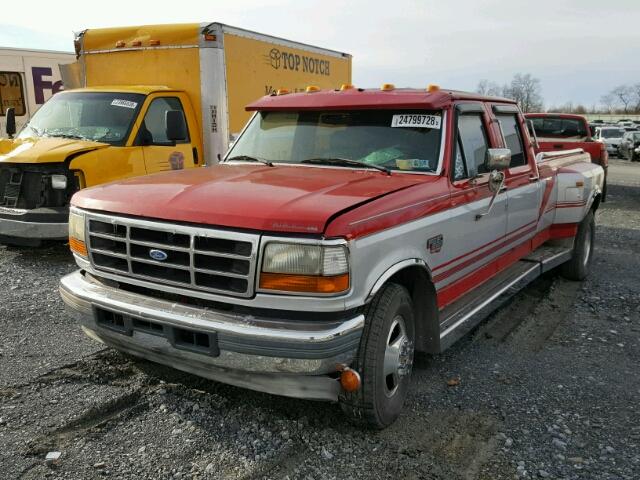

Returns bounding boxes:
[0,23,352,245]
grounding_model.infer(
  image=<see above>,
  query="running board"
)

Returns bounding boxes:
[438,246,572,352]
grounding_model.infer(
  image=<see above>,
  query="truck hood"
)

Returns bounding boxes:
[0,137,109,164]
[72,164,425,234]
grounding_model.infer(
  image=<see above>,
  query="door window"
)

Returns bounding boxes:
[0,72,26,116]
[497,114,526,167]
[454,114,489,180]
[139,97,189,144]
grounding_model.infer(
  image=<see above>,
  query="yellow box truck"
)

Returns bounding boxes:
[0,23,352,245]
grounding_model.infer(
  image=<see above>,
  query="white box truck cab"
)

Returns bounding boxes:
[0,47,75,137]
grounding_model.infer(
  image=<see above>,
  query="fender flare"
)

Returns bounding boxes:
[366,258,432,302]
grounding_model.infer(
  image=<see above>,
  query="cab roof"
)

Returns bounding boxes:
[246,87,516,112]
[61,85,173,95]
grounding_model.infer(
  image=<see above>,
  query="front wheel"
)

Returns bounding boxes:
[561,210,595,281]
[340,283,415,429]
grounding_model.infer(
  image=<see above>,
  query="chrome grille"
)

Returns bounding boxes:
[85,213,259,298]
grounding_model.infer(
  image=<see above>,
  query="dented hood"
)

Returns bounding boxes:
[0,137,109,164]
[72,164,425,234]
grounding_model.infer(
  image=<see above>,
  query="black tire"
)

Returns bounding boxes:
[340,283,415,429]
[561,210,595,281]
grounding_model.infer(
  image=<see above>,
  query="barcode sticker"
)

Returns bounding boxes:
[391,114,441,129]
[111,99,138,109]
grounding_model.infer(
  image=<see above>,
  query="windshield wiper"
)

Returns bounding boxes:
[46,133,88,141]
[301,157,391,175]
[226,155,274,167]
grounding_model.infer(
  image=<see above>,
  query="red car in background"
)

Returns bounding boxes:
[526,113,608,200]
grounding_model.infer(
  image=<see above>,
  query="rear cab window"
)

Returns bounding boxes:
[496,114,527,168]
[529,116,588,139]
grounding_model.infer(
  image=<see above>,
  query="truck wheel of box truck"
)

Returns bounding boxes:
[340,283,415,428]
[561,211,595,281]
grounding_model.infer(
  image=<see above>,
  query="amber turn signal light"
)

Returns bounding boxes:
[69,237,87,257]
[340,367,361,392]
[259,273,349,294]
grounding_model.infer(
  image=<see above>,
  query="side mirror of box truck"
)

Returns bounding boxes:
[165,110,187,144]
[5,108,16,139]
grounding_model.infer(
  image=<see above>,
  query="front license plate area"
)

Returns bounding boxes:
[94,307,220,357]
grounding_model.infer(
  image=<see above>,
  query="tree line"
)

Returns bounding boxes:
[476,74,640,115]
[476,74,543,113]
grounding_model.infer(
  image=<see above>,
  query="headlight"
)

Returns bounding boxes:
[635,146,640,153]
[68,209,87,257]
[51,174,67,190]
[259,242,349,294]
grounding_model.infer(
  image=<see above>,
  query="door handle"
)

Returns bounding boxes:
[192,147,199,165]
[553,144,563,149]
[529,175,539,182]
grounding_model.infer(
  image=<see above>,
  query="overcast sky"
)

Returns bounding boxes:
[2,0,638,107]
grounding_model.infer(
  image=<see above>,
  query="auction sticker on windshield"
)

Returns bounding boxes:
[391,114,441,129]
[111,99,138,109]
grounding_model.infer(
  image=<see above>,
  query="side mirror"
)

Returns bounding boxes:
[589,126,596,137]
[165,110,187,142]
[5,107,16,139]
[485,148,511,171]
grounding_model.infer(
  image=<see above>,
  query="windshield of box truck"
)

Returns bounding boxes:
[226,110,443,173]
[18,92,145,145]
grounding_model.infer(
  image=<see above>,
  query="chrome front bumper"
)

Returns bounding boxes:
[59,271,364,401]
[0,207,68,239]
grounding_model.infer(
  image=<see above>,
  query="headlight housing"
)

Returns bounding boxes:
[259,242,349,294]
[51,174,67,190]
[68,209,87,257]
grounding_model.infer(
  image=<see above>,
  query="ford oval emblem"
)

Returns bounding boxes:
[149,249,168,261]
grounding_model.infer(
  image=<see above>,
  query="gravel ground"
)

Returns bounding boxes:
[0,159,638,480]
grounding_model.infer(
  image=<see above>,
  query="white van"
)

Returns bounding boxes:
[0,47,75,137]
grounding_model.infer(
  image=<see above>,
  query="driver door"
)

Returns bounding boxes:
[438,104,508,299]
[135,94,197,173]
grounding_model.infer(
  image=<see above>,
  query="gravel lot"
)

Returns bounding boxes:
[1,159,638,480]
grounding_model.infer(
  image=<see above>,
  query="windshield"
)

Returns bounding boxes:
[18,92,145,145]
[600,129,624,139]
[225,110,443,173]
[530,117,588,138]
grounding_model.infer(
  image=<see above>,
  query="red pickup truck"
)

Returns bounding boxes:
[60,86,605,428]
[525,113,608,199]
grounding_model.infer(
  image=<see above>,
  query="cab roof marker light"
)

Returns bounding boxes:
[276,88,290,95]
[427,84,440,93]
[131,40,142,47]
[340,84,354,91]
[306,85,321,93]
[149,39,160,46]
[204,33,217,41]
[381,83,395,91]
[115,41,125,48]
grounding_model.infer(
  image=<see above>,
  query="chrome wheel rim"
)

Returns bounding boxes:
[383,315,414,398]
[583,225,592,268]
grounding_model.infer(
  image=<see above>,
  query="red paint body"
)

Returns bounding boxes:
[72,88,591,311]
[525,113,608,170]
